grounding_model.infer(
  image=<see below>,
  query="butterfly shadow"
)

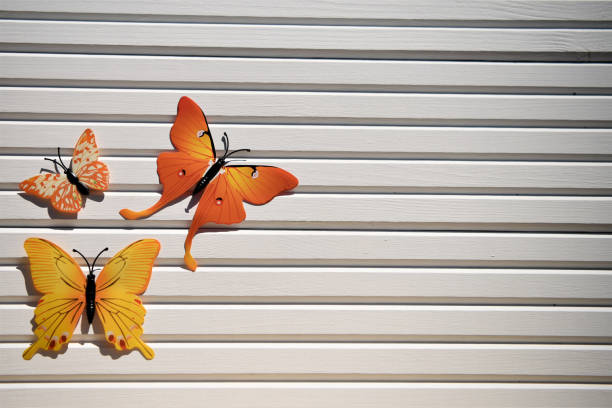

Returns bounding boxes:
[18,191,106,220]
[16,259,37,301]
[19,192,77,220]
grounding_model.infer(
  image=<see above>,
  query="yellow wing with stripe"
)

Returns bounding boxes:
[23,238,86,360]
[95,239,160,359]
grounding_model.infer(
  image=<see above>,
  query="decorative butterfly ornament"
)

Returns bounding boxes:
[22,238,160,360]
[20,129,109,213]
[120,97,298,271]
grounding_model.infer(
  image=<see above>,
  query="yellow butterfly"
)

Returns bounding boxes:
[22,238,160,360]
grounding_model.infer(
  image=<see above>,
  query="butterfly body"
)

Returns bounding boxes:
[85,271,96,324]
[23,238,160,360]
[192,158,224,195]
[65,167,90,196]
[120,96,298,271]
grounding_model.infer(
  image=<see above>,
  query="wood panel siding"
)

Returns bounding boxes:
[1,1,611,406]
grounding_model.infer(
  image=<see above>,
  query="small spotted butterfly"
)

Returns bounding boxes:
[120,96,298,271]
[23,238,160,360]
[20,129,109,213]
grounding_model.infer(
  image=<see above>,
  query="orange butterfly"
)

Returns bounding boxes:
[120,96,298,271]
[20,129,109,213]
[23,238,160,360]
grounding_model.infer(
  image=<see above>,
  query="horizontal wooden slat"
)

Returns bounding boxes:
[3,304,612,342]
[3,383,611,408]
[4,156,612,194]
[1,228,611,268]
[2,20,611,51]
[2,121,612,160]
[3,191,612,231]
[2,1,611,23]
[2,343,611,381]
[2,54,612,93]
[3,266,612,305]
[2,88,612,127]
[1,21,611,60]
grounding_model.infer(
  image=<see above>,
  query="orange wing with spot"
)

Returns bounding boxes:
[119,96,214,219]
[20,129,109,213]
[184,166,298,271]
[170,96,216,159]
[120,152,209,219]
[23,238,86,360]
[95,239,160,360]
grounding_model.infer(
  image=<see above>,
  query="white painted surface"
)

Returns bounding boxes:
[3,88,612,126]
[1,1,611,407]
[3,1,612,22]
[2,383,611,408]
[3,54,612,91]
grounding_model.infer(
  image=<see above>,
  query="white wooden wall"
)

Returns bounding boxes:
[1,1,612,406]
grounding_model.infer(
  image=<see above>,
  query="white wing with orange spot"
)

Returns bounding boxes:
[19,173,67,199]
[71,128,100,174]
[50,181,83,213]
[77,161,110,191]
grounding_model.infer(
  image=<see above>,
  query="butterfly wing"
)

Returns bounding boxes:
[75,161,110,191]
[120,152,209,219]
[170,96,216,160]
[20,173,66,200]
[20,129,108,213]
[95,239,160,359]
[70,128,100,174]
[183,174,245,270]
[22,238,86,360]
[70,129,110,192]
[119,96,214,219]
[22,176,83,213]
[184,166,298,271]
[225,166,299,205]
[50,180,83,213]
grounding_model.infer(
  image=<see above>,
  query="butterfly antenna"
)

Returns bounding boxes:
[91,247,109,271]
[72,249,93,273]
[43,157,63,171]
[225,148,251,159]
[44,148,67,171]
[56,147,69,170]
[221,132,230,156]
